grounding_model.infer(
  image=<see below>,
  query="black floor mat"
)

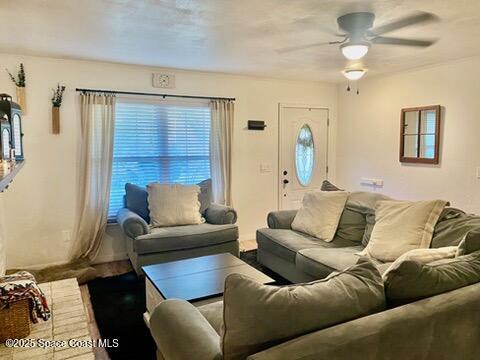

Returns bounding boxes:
[87,250,289,359]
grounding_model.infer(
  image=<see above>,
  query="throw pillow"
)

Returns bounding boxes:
[291,191,349,242]
[456,229,480,256]
[221,258,385,360]
[125,183,150,223]
[147,183,203,227]
[359,199,448,262]
[382,247,457,277]
[384,249,480,305]
[197,179,212,214]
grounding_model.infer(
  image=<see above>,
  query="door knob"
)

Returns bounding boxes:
[283,179,289,184]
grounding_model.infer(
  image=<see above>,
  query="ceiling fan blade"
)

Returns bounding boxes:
[369,12,439,36]
[276,40,343,54]
[372,36,436,47]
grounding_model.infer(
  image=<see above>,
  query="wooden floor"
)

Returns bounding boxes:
[81,241,257,359]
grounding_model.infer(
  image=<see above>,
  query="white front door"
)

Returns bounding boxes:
[279,105,329,210]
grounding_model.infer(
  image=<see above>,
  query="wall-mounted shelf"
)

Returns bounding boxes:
[0,161,24,193]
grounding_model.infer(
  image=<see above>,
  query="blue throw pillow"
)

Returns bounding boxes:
[125,183,150,223]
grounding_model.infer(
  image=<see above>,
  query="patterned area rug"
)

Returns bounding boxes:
[87,250,288,359]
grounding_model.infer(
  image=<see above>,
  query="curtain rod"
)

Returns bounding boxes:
[75,88,235,101]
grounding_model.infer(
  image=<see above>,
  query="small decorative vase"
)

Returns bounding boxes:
[16,86,26,114]
[52,106,60,134]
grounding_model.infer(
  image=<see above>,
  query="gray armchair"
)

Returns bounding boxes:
[116,180,239,275]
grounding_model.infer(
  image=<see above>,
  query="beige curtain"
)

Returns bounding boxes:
[70,93,116,261]
[210,100,234,205]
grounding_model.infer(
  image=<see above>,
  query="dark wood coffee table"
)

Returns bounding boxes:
[142,253,274,325]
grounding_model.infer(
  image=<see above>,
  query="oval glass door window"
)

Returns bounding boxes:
[295,124,315,186]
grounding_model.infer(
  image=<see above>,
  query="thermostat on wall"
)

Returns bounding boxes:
[153,73,175,89]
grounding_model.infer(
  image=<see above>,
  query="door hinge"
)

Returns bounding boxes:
[327,118,330,126]
[326,165,329,173]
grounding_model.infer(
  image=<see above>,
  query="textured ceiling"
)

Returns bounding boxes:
[1,0,480,82]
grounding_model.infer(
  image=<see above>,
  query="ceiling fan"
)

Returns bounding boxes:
[278,12,439,60]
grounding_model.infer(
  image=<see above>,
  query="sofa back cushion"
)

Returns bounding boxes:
[221,258,385,360]
[384,249,480,305]
[360,199,448,262]
[432,207,480,248]
[339,192,392,243]
[292,191,349,242]
[147,183,203,227]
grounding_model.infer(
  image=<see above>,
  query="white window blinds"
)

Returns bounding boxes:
[108,99,211,219]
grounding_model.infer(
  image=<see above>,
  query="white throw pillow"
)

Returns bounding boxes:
[292,191,349,242]
[382,247,457,279]
[147,183,203,227]
[359,199,448,262]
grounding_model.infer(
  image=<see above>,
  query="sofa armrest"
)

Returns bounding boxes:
[117,208,150,238]
[267,210,298,229]
[150,299,222,360]
[205,203,238,224]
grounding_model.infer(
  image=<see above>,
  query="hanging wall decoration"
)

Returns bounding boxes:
[6,63,26,114]
[51,84,66,134]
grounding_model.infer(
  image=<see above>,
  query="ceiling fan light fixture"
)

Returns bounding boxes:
[343,69,366,81]
[340,42,370,60]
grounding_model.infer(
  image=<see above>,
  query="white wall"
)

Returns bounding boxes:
[0,53,338,268]
[337,56,480,214]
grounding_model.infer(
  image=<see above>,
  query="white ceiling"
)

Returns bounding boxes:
[2,0,480,82]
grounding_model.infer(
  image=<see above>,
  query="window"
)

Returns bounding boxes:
[108,99,211,219]
[295,124,315,186]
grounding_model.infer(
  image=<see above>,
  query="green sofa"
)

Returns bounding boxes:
[256,192,479,283]
[149,281,480,360]
[116,180,239,275]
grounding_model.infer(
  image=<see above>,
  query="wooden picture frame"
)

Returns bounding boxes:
[399,105,441,164]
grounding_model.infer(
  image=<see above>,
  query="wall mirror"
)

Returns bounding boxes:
[400,105,441,164]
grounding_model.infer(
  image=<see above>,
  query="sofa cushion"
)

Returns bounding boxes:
[360,199,448,262]
[256,228,357,263]
[125,183,150,223]
[336,208,366,243]
[292,191,349,242]
[384,249,480,305]
[296,246,388,278]
[221,258,385,360]
[134,223,238,255]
